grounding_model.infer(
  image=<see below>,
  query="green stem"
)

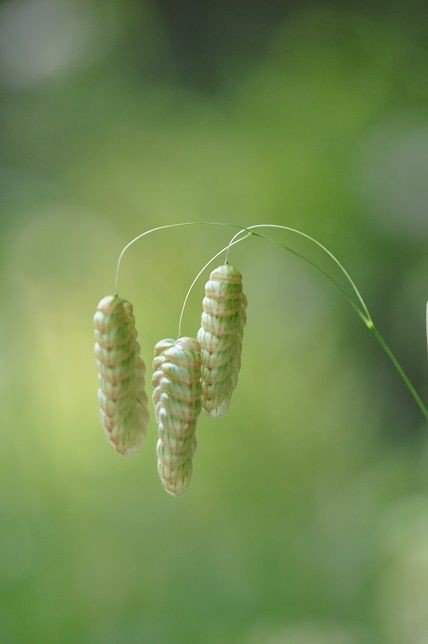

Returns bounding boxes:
[227,224,372,323]
[247,230,371,327]
[114,221,249,293]
[370,325,428,421]
[228,226,428,421]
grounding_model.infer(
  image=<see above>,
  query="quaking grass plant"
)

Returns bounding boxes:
[94,222,428,496]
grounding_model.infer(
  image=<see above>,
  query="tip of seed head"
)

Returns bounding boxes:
[96,294,123,314]
[154,338,176,356]
[210,264,242,283]
[176,337,200,352]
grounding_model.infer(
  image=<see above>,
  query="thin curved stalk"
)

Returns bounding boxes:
[226,226,427,421]
[370,325,428,421]
[248,230,371,327]
[114,221,249,293]
[227,224,372,324]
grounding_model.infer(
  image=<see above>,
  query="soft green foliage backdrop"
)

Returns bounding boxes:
[1,2,428,642]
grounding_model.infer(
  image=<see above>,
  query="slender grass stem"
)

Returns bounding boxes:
[370,325,428,421]
[114,221,249,294]
[227,224,372,323]
[246,230,371,326]
[228,225,427,421]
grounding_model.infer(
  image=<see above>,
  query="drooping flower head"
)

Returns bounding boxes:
[197,264,246,417]
[94,294,149,456]
[152,337,202,496]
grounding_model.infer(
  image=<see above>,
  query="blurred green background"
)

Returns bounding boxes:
[1,1,428,642]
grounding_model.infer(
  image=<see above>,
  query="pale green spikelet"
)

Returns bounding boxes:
[152,337,201,496]
[197,264,246,417]
[94,294,149,456]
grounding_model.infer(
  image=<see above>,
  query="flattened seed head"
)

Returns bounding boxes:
[94,294,149,456]
[152,337,202,496]
[197,264,246,418]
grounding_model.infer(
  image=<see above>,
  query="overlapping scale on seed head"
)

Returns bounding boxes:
[94,294,149,456]
[152,337,201,496]
[197,264,246,417]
